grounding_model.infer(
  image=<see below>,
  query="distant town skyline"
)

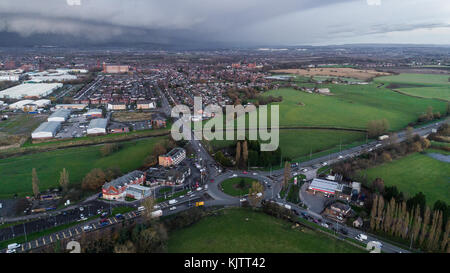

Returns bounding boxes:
[0,0,449,47]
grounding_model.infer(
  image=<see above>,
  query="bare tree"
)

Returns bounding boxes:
[141,197,157,222]
[235,141,241,168]
[32,168,40,198]
[248,181,264,208]
[59,168,70,193]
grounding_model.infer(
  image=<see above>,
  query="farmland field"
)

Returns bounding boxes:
[0,136,166,198]
[210,129,366,161]
[357,150,450,205]
[271,67,391,81]
[374,73,450,101]
[168,208,365,253]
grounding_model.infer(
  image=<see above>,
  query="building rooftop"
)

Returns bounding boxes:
[309,178,339,194]
[33,121,61,134]
[102,170,145,193]
[49,108,71,120]
[88,118,108,129]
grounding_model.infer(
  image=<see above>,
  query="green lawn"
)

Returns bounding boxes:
[221,177,258,196]
[168,208,365,253]
[358,151,450,205]
[374,73,450,101]
[0,137,166,198]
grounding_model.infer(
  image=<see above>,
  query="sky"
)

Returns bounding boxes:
[0,0,449,47]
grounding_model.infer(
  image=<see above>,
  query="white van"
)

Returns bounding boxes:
[8,243,20,250]
[138,206,146,212]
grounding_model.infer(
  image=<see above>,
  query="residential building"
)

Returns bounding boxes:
[101,170,146,200]
[158,147,186,167]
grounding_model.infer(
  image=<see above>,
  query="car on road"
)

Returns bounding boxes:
[252,173,257,175]
[313,219,319,224]
[83,225,93,232]
[242,171,248,174]
[101,212,108,218]
[338,155,343,159]
[320,222,329,228]
[169,206,177,211]
[197,187,203,191]
[179,195,185,199]
[8,243,20,251]
[210,179,214,183]
[240,198,246,202]
[355,234,368,241]
[231,174,237,177]
[301,168,308,172]
[96,209,102,214]
[138,206,145,212]
[321,162,328,166]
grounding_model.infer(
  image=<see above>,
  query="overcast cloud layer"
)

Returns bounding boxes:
[0,0,449,46]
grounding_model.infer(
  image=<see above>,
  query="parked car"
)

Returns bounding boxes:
[83,225,92,232]
[115,213,124,220]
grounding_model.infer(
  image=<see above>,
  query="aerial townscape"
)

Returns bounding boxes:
[0,0,448,265]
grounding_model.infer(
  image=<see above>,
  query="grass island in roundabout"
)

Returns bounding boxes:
[220,177,262,196]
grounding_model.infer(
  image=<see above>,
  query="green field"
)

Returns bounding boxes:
[260,86,446,130]
[168,208,364,253]
[0,114,47,135]
[358,151,450,205]
[221,177,258,196]
[0,137,166,198]
[375,73,450,101]
[210,129,366,161]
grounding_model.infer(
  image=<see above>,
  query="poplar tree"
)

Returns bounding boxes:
[242,141,248,167]
[32,168,40,198]
[235,141,241,168]
[441,220,450,252]
[410,205,422,245]
[59,168,70,193]
[370,194,378,230]
[375,195,385,231]
[419,206,431,246]
[426,210,440,250]
[283,161,291,190]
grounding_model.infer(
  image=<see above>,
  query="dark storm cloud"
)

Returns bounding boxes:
[0,0,448,46]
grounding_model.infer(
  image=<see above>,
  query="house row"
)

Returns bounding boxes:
[101,170,146,200]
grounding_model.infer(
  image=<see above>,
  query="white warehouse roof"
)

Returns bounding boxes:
[0,83,62,99]
[32,121,61,139]
[8,100,34,109]
[48,108,71,122]
[87,118,108,134]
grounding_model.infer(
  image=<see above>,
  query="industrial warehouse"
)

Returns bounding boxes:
[0,83,62,99]
[31,121,62,139]
[87,118,108,135]
[48,108,71,122]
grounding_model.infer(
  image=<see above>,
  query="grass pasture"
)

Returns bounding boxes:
[0,137,166,198]
[168,208,364,253]
[375,73,450,101]
[221,177,259,196]
[358,151,450,205]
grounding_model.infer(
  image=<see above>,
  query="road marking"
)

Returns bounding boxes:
[28,242,31,249]
[56,234,59,240]
[22,245,24,251]
[35,240,39,247]
[75,229,79,235]
[69,230,72,236]
[50,236,53,243]
[43,237,46,244]
[63,232,66,238]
